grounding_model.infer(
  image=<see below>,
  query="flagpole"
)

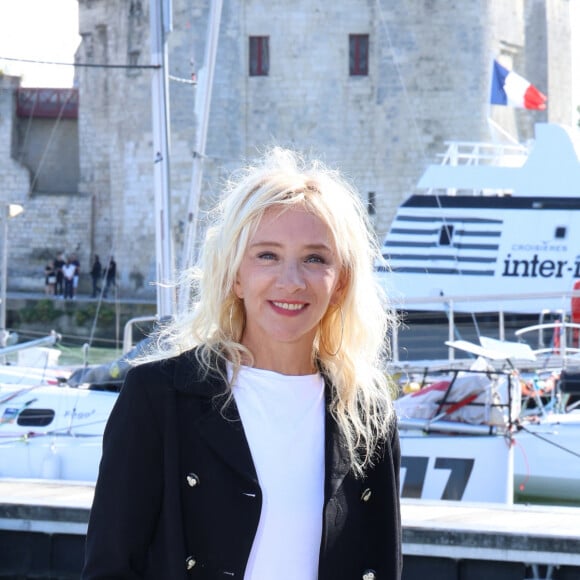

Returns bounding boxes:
[485,56,495,141]
[486,56,519,144]
[487,117,520,145]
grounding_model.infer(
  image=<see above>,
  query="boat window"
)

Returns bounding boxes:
[555,226,567,239]
[17,408,55,427]
[438,224,454,246]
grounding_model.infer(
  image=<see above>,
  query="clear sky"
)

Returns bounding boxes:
[0,0,80,88]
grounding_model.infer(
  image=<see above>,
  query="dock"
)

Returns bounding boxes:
[0,479,579,579]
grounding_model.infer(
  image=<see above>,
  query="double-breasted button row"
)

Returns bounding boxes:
[362,569,376,579]
[185,556,196,570]
[186,473,200,487]
[360,487,372,502]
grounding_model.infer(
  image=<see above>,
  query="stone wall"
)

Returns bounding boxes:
[10,193,93,292]
[15,117,79,194]
[0,75,29,213]
[0,76,92,292]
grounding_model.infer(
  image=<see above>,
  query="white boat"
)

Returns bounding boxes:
[396,363,518,504]
[515,411,580,504]
[0,383,117,481]
[395,330,580,505]
[377,123,580,314]
[0,332,73,386]
[0,322,153,481]
[513,358,580,504]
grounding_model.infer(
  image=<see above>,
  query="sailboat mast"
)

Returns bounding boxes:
[150,0,175,319]
[178,0,223,309]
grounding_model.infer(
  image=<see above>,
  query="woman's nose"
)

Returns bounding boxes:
[277,261,306,290]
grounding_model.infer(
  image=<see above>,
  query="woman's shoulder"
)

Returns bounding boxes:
[126,349,196,379]
[124,347,225,396]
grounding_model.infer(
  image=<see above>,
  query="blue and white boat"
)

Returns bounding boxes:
[377,123,580,314]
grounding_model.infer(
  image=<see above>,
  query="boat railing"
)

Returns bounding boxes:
[424,140,529,196]
[395,367,517,435]
[122,315,158,354]
[390,289,580,371]
[0,331,61,357]
[515,321,580,356]
[437,141,528,168]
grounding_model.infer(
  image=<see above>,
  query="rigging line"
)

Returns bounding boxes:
[517,422,580,459]
[0,420,110,444]
[374,0,428,168]
[86,244,118,350]
[27,90,75,196]
[0,386,38,405]
[0,55,159,70]
[374,1,461,280]
[471,312,482,341]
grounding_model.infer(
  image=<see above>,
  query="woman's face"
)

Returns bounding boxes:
[234,206,343,360]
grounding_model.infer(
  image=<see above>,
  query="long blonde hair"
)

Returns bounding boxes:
[151,147,398,475]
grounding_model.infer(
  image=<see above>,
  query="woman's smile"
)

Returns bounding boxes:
[270,300,308,314]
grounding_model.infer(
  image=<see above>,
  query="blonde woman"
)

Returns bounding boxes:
[83,148,402,580]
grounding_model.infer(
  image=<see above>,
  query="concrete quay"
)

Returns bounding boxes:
[0,479,579,579]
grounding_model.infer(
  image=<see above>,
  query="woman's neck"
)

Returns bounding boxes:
[241,341,316,376]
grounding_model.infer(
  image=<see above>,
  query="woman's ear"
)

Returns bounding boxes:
[233,274,243,299]
[332,269,348,303]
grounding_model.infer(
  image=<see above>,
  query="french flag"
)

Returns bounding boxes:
[490,60,547,110]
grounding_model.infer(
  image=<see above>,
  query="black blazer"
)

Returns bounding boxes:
[82,349,402,579]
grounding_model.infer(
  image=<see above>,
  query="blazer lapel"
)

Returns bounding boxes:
[193,398,259,484]
[324,392,351,500]
[173,350,259,484]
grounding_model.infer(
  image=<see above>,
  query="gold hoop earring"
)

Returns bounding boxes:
[229,301,236,338]
[325,304,344,357]
[229,299,245,341]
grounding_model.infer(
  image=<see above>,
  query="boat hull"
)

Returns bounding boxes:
[0,384,117,481]
[378,195,580,313]
[514,413,580,503]
[399,431,514,503]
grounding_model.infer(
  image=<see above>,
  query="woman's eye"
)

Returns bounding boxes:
[257,252,277,260]
[305,254,325,264]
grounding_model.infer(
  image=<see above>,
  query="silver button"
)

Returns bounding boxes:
[362,570,376,580]
[185,556,196,570]
[186,473,200,487]
[360,487,372,502]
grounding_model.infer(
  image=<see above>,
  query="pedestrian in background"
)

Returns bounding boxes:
[90,255,102,298]
[82,148,402,579]
[103,256,117,298]
[71,253,81,299]
[62,258,76,300]
[44,261,56,295]
[54,253,65,297]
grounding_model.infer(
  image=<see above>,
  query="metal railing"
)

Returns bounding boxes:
[390,289,580,370]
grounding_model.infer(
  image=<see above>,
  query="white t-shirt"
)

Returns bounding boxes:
[231,365,325,580]
[62,263,76,280]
